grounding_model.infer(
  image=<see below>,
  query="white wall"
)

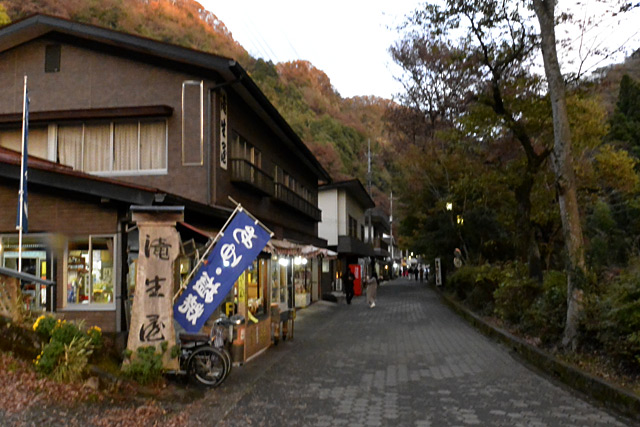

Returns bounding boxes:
[319,187,369,244]
[318,188,339,245]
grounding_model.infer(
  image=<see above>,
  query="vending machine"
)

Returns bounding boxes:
[349,264,362,296]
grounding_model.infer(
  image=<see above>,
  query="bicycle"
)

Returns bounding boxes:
[178,333,228,387]
[177,313,244,387]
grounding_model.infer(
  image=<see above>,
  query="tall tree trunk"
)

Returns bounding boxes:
[515,170,543,281]
[533,0,587,350]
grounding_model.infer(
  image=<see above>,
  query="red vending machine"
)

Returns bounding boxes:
[349,264,362,296]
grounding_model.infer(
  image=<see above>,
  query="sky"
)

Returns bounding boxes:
[200,0,420,99]
[200,1,640,100]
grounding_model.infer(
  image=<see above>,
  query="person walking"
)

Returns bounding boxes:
[344,269,355,305]
[366,271,378,308]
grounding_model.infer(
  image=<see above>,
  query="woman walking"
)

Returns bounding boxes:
[366,271,378,308]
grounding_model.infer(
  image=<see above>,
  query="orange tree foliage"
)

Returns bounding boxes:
[1,0,250,63]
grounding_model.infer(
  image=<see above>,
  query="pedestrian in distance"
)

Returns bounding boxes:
[414,267,419,281]
[366,271,378,308]
[344,270,355,305]
[419,266,424,282]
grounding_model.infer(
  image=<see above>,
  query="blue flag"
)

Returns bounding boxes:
[174,209,271,333]
[16,87,28,234]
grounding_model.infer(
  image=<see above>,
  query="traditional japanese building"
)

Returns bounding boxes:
[0,14,331,362]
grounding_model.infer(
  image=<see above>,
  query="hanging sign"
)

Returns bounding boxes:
[174,209,270,333]
[219,90,228,170]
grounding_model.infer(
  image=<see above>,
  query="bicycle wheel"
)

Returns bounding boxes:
[219,347,232,380]
[188,346,228,387]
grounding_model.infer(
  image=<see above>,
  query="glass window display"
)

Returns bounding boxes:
[66,235,115,306]
[270,257,289,308]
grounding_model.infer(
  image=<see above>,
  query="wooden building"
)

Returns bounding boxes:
[0,15,331,362]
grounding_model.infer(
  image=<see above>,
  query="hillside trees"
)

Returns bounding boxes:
[0,4,9,25]
[607,74,640,157]
[393,0,640,349]
[392,0,553,278]
[1,0,250,62]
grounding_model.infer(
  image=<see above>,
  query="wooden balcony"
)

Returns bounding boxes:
[274,183,322,221]
[230,159,274,196]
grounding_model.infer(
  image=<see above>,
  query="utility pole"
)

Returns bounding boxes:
[367,139,372,244]
[390,190,394,275]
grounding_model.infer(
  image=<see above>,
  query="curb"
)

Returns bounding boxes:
[434,287,640,422]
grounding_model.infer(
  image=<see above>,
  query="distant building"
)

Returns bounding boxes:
[318,179,375,296]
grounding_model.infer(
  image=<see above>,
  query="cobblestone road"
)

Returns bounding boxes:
[206,278,637,427]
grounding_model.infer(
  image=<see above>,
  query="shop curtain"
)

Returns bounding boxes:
[114,122,138,171]
[140,121,166,170]
[58,125,83,170]
[83,124,111,172]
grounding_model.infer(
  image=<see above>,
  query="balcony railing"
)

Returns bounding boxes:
[373,237,389,251]
[230,159,274,196]
[274,183,322,221]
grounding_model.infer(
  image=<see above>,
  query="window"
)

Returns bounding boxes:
[45,44,61,73]
[348,215,358,238]
[182,80,203,165]
[0,126,49,159]
[270,257,288,308]
[232,133,261,167]
[57,120,167,174]
[275,167,315,202]
[238,258,269,317]
[1,234,52,311]
[66,235,115,306]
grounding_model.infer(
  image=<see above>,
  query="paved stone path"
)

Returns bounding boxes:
[207,278,636,426]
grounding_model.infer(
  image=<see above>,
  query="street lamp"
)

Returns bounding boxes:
[446,202,453,211]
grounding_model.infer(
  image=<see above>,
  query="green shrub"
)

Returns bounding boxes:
[586,261,640,367]
[466,264,504,314]
[122,344,166,385]
[35,340,64,375]
[447,264,505,314]
[32,317,103,382]
[493,262,541,325]
[446,265,478,300]
[521,270,567,344]
[52,335,93,383]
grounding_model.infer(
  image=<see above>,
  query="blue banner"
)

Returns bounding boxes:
[173,209,271,333]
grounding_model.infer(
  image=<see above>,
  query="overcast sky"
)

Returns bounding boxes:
[200,0,419,99]
[200,1,640,100]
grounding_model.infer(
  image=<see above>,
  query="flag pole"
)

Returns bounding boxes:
[17,75,28,273]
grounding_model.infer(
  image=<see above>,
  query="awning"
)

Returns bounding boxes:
[265,239,336,259]
[177,221,216,240]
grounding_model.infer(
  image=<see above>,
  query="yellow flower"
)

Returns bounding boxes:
[32,315,45,331]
